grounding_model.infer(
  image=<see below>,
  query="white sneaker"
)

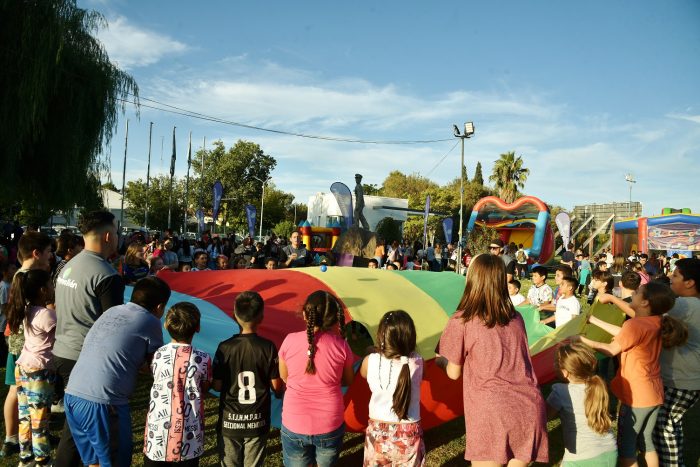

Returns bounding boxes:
[50,399,64,414]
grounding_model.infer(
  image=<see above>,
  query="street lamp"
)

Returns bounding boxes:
[252,175,271,239]
[625,173,636,217]
[453,122,475,274]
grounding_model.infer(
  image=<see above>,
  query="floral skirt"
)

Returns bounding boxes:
[363,418,425,467]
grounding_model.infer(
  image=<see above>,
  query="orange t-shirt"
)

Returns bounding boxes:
[611,315,663,407]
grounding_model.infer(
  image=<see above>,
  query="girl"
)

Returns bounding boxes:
[123,242,149,284]
[361,310,424,466]
[279,291,355,467]
[436,253,548,466]
[654,258,700,466]
[579,282,688,467]
[7,269,56,467]
[547,343,617,466]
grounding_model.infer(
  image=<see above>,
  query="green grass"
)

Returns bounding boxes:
[2,277,699,465]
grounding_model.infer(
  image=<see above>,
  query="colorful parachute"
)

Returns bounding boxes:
[148,268,623,432]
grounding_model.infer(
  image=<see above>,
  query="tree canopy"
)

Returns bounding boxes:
[0,0,138,214]
[488,151,530,203]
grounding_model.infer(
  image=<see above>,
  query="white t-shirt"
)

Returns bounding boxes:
[555,295,581,328]
[366,352,423,423]
[510,293,526,307]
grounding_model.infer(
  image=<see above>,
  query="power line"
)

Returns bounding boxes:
[118,95,453,145]
[424,140,460,177]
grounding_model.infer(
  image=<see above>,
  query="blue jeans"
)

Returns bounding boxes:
[281,423,344,467]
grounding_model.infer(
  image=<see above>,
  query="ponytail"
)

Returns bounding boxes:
[584,375,612,434]
[392,356,412,421]
[6,269,51,334]
[7,272,28,334]
[661,315,688,349]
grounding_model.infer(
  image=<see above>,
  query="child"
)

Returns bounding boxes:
[436,253,548,464]
[508,279,525,306]
[368,258,379,269]
[524,266,553,308]
[191,251,210,271]
[541,276,580,328]
[539,265,574,323]
[0,259,16,335]
[360,310,425,466]
[213,291,283,467]
[180,263,192,272]
[264,258,277,270]
[654,258,700,466]
[144,302,212,466]
[547,343,617,466]
[7,269,56,467]
[578,282,688,467]
[587,269,614,305]
[620,271,641,303]
[577,253,592,295]
[278,291,355,466]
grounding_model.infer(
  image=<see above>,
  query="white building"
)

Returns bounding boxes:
[307,192,409,231]
[102,189,140,229]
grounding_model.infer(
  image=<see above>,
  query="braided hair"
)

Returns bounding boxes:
[304,290,345,374]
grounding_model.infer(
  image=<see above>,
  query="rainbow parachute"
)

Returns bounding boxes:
[147,268,623,432]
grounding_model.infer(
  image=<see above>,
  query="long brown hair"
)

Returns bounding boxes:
[376,310,417,420]
[303,291,345,374]
[556,343,612,434]
[458,253,515,327]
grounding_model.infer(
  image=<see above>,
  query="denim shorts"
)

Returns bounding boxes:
[281,423,345,467]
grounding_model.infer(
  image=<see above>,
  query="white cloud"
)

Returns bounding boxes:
[97,16,189,69]
[113,56,700,219]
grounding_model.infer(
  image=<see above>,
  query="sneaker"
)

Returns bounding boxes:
[50,399,64,414]
[0,441,19,457]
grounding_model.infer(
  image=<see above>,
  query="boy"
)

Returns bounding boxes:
[524,266,553,308]
[213,291,283,467]
[192,251,210,271]
[620,271,641,303]
[508,279,525,306]
[143,302,212,466]
[64,276,169,467]
[542,276,580,327]
[367,258,379,269]
[539,265,574,313]
[264,258,277,270]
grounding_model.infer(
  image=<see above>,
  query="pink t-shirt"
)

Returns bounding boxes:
[279,330,354,435]
[16,306,56,370]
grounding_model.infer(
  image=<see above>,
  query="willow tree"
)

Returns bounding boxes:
[488,151,530,203]
[0,0,138,213]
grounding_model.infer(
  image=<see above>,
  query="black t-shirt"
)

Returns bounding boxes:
[502,254,516,275]
[213,333,279,438]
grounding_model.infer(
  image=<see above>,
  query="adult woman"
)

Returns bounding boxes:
[436,254,548,466]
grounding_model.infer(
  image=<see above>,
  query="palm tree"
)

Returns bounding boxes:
[488,151,530,203]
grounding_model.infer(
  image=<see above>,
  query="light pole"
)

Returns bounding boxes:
[625,174,636,217]
[252,175,271,239]
[453,122,475,274]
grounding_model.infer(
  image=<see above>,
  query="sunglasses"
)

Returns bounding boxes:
[489,246,501,250]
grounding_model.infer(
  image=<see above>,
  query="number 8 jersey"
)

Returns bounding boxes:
[213,333,280,438]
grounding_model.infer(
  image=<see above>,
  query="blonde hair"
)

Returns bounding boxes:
[556,343,612,435]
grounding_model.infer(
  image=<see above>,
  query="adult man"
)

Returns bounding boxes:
[515,243,529,279]
[560,243,575,270]
[280,231,311,268]
[353,173,370,230]
[53,210,124,467]
[64,277,168,467]
[489,239,516,282]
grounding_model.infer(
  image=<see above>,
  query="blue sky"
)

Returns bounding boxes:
[82,0,700,217]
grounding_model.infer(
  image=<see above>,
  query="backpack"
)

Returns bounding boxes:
[516,249,526,263]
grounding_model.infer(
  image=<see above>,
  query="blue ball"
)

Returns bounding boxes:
[320,264,328,272]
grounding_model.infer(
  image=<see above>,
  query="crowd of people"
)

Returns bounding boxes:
[0,211,698,467]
